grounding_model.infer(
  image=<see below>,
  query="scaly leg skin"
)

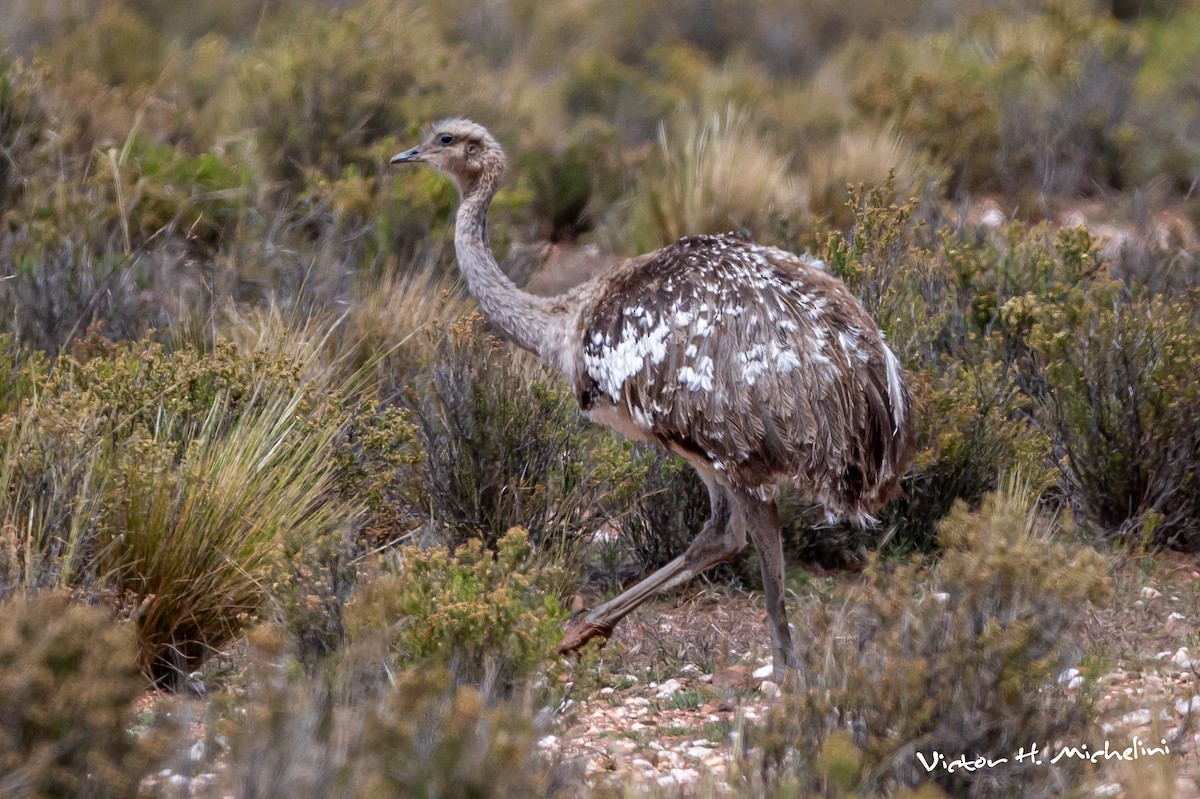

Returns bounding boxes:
[559,480,741,654]
[738,491,800,684]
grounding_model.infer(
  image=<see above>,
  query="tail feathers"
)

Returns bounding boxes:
[822,344,914,527]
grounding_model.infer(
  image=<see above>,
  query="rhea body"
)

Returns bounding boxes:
[391,119,914,680]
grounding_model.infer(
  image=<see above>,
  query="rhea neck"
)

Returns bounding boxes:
[452,163,560,366]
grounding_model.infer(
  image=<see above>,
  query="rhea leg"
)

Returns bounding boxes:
[559,476,745,653]
[736,490,799,682]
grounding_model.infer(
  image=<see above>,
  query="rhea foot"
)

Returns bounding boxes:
[558,609,616,654]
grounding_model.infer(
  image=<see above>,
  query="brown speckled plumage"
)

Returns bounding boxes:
[392,119,915,681]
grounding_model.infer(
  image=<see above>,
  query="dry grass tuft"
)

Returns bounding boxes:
[626,108,800,251]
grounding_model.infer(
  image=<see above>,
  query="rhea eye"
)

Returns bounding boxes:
[466,142,480,155]
[438,133,454,145]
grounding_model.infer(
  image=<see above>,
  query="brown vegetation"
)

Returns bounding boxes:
[0,0,1198,796]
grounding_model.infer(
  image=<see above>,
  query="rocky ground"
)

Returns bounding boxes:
[540,553,1200,797]
[143,553,1199,798]
[543,620,1198,797]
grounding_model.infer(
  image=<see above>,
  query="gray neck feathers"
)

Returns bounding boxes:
[454,185,558,363]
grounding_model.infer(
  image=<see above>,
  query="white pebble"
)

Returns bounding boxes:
[655,679,683,698]
[1119,708,1165,728]
[1056,668,1084,689]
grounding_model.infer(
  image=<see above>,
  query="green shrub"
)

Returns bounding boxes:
[560,51,674,140]
[1122,7,1200,193]
[0,593,148,799]
[233,0,468,185]
[0,59,49,215]
[0,63,225,351]
[516,124,623,242]
[268,525,361,677]
[43,2,166,87]
[407,314,604,551]
[109,389,353,685]
[1030,284,1200,550]
[748,485,1111,798]
[848,5,1144,204]
[333,403,421,544]
[201,656,553,799]
[346,528,568,690]
[97,135,252,254]
[0,335,368,684]
[784,185,1058,558]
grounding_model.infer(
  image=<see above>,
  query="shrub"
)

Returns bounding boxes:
[42,2,166,88]
[267,525,361,677]
[1030,283,1200,550]
[783,185,1057,558]
[0,593,148,799]
[516,124,624,242]
[560,51,672,141]
[333,403,421,544]
[0,59,49,215]
[0,63,227,351]
[797,123,933,227]
[747,485,1111,798]
[624,108,800,252]
[346,527,568,691]
[96,134,252,254]
[233,0,469,186]
[198,656,553,799]
[109,389,354,686]
[1128,8,1200,193]
[407,313,605,552]
[0,335,367,685]
[847,29,1002,196]
[848,5,1144,204]
[1,245,149,356]
[617,449,712,573]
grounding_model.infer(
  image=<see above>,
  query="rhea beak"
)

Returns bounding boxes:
[390,145,423,165]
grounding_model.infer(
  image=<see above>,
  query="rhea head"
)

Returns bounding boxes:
[389,118,504,197]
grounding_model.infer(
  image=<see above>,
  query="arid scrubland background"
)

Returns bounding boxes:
[0,0,1198,797]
